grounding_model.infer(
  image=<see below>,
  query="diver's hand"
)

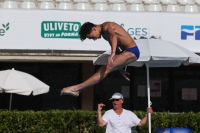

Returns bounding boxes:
[108,53,115,65]
[119,69,130,81]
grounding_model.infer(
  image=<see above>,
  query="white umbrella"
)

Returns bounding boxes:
[93,38,200,133]
[0,68,49,110]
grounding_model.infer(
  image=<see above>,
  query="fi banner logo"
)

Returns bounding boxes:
[0,23,10,36]
[181,25,200,40]
[41,21,81,38]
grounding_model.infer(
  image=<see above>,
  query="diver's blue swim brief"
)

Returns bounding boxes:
[125,46,140,59]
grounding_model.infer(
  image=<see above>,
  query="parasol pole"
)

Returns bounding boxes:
[9,93,12,111]
[146,64,151,133]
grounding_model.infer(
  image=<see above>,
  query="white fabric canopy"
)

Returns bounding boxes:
[93,38,200,67]
[0,68,49,110]
[0,68,49,95]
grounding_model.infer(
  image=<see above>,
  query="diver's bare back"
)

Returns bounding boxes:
[102,22,136,49]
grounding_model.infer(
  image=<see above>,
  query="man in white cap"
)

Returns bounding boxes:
[97,92,153,133]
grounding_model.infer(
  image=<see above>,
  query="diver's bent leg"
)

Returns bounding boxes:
[61,51,137,96]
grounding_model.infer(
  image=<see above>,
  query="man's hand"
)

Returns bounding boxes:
[147,107,153,114]
[98,103,105,112]
[97,103,106,127]
[138,107,153,126]
[119,69,130,81]
[108,53,115,65]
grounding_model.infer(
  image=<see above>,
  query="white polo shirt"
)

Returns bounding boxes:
[102,108,141,133]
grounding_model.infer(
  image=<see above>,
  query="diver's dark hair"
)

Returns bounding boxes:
[79,22,96,41]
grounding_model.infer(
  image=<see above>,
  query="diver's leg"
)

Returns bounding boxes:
[61,51,137,96]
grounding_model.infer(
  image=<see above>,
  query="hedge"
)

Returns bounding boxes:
[0,110,199,133]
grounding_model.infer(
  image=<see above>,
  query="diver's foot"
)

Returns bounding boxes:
[60,87,79,97]
[119,69,130,81]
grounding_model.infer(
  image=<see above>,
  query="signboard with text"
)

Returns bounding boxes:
[0,10,200,52]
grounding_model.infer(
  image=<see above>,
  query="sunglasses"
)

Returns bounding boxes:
[112,99,120,102]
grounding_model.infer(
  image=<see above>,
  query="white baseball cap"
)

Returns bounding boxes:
[109,92,123,100]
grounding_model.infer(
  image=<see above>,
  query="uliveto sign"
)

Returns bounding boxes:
[41,21,81,39]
